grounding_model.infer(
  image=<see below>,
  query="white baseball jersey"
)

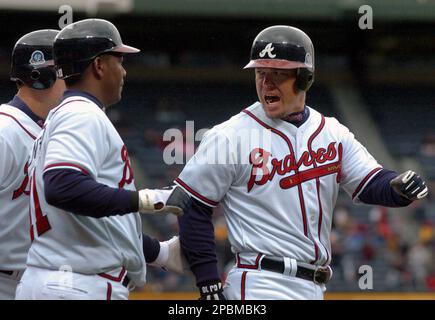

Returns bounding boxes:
[0,104,41,271]
[26,94,146,286]
[176,102,382,266]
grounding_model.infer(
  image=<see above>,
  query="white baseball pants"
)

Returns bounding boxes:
[0,270,23,300]
[223,253,326,300]
[224,267,325,300]
[15,266,130,300]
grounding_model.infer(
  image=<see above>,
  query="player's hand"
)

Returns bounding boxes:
[390,170,428,201]
[198,280,226,300]
[138,186,190,215]
[149,236,189,274]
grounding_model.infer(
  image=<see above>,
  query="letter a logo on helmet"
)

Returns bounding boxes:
[259,43,276,58]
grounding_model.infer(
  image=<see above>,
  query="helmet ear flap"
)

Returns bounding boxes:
[29,67,57,90]
[295,68,314,92]
[41,67,58,88]
[11,66,57,90]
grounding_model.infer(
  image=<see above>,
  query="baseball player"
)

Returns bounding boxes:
[0,29,65,300]
[175,26,428,300]
[15,19,187,300]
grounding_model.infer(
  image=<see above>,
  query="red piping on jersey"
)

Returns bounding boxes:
[28,176,35,242]
[236,253,263,269]
[312,244,319,265]
[106,283,112,301]
[297,187,309,237]
[29,206,34,242]
[352,167,383,199]
[51,99,90,116]
[307,115,326,149]
[31,173,51,237]
[44,163,90,175]
[316,168,331,266]
[175,177,219,207]
[242,109,310,238]
[98,267,126,282]
[0,112,36,139]
[241,271,248,301]
[307,116,329,265]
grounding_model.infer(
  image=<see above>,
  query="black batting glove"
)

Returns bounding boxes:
[198,280,226,300]
[390,170,428,201]
[166,186,192,215]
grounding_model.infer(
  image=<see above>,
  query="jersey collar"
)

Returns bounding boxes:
[7,95,44,128]
[62,90,105,110]
[281,105,310,128]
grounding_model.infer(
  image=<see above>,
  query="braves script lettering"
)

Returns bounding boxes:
[118,145,134,188]
[247,142,342,191]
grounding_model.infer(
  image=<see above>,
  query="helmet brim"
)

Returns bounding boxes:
[111,44,140,54]
[243,59,309,70]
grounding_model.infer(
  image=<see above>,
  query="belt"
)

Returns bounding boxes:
[0,270,14,276]
[261,257,332,285]
[122,276,130,288]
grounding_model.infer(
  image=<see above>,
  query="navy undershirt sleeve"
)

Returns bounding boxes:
[177,198,220,285]
[142,234,160,263]
[358,169,412,207]
[43,168,139,217]
[44,169,164,263]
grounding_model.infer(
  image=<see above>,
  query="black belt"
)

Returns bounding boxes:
[0,270,14,276]
[122,275,130,288]
[261,257,331,285]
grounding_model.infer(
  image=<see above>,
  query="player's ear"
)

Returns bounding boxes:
[91,56,105,80]
[292,81,299,95]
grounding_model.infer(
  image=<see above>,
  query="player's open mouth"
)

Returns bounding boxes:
[265,95,280,104]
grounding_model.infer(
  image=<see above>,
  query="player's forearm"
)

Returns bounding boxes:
[43,168,139,217]
[358,169,412,207]
[178,198,220,284]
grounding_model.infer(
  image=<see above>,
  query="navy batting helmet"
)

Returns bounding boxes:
[54,19,140,79]
[244,25,315,92]
[10,29,59,90]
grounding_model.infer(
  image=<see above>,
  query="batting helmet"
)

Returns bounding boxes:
[244,25,315,91]
[54,19,140,79]
[10,29,59,90]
